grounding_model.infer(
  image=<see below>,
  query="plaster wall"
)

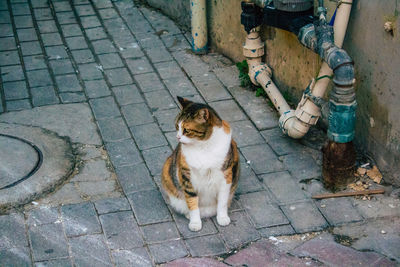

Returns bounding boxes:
[145,0,400,186]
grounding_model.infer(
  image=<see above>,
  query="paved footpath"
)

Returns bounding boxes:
[0,0,399,266]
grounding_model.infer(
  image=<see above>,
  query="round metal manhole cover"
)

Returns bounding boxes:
[0,134,42,189]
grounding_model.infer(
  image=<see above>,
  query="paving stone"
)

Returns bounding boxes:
[161,34,190,52]
[236,158,264,195]
[0,11,11,23]
[92,39,116,54]
[231,120,264,147]
[17,28,38,41]
[3,81,28,100]
[172,51,209,78]
[163,76,198,98]
[261,129,304,156]
[55,74,82,92]
[80,15,101,28]
[40,182,83,206]
[41,32,63,46]
[59,92,86,103]
[352,195,400,219]
[98,53,123,69]
[53,1,72,12]
[99,211,143,249]
[0,50,20,66]
[1,65,24,82]
[31,86,59,106]
[78,63,103,80]
[0,24,13,37]
[75,4,95,16]
[65,36,88,50]
[36,20,57,34]
[99,8,118,20]
[29,223,69,261]
[112,84,144,106]
[85,27,107,41]
[105,139,142,167]
[281,201,328,233]
[215,211,260,249]
[60,24,82,37]
[50,59,75,75]
[239,191,289,228]
[5,99,31,111]
[240,144,285,174]
[31,0,49,8]
[261,171,308,204]
[72,0,90,5]
[185,235,228,257]
[61,202,101,237]
[115,163,157,194]
[258,224,296,238]
[173,212,218,239]
[225,239,318,267]
[0,213,27,248]
[112,248,153,267]
[27,207,60,226]
[148,240,188,264]
[20,41,42,55]
[142,146,171,176]
[164,258,227,267]
[292,236,395,267]
[94,197,131,214]
[0,37,17,51]
[84,79,110,98]
[56,11,76,24]
[33,8,52,20]
[134,72,164,92]
[92,0,113,8]
[12,3,30,15]
[153,108,179,132]
[0,246,31,266]
[14,15,33,28]
[127,189,172,225]
[97,117,131,142]
[76,179,119,198]
[192,74,231,102]
[145,46,173,63]
[317,197,363,226]
[89,96,120,119]
[35,258,73,267]
[281,152,321,181]
[69,234,113,266]
[130,123,167,150]
[121,103,154,126]
[126,57,153,75]
[154,60,185,79]
[209,100,246,122]
[228,86,278,130]
[145,90,177,111]
[23,55,47,71]
[71,159,111,182]
[213,65,241,89]
[45,45,69,60]
[71,49,94,64]
[104,68,133,86]
[141,221,180,243]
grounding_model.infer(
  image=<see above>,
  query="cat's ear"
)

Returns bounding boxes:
[196,108,209,123]
[177,96,192,110]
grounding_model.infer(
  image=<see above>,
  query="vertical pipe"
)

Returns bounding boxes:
[191,0,208,54]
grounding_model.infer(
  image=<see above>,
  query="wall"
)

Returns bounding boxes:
[145,0,400,186]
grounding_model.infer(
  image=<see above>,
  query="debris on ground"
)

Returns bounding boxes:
[367,166,383,184]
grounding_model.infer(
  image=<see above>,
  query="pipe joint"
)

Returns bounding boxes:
[279,110,310,139]
[327,100,357,143]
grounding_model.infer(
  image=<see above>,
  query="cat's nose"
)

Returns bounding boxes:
[176,134,181,140]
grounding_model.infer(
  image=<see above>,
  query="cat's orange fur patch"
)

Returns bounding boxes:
[222,120,230,134]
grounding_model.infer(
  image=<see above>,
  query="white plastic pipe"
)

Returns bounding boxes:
[191,0,207,54]
[245,0,353,139]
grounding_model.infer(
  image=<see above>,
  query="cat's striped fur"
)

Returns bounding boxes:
[162,96,240,231]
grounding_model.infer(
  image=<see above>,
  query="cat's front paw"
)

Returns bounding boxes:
[188,220,202,232]
[217,215,231,226]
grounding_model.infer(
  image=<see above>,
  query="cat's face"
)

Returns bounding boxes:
[175,97,220,145]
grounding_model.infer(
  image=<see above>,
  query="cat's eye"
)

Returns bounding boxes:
[183,128,188,134]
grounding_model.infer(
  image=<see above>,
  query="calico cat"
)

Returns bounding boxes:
[162,96,240,231]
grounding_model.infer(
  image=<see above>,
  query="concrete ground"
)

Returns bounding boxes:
[0,0,399,266]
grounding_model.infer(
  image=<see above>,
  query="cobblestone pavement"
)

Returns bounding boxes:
[0,0,399,266]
